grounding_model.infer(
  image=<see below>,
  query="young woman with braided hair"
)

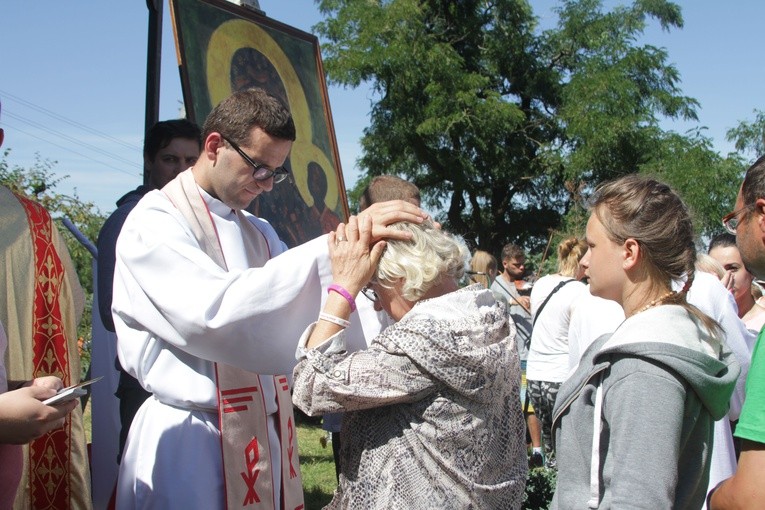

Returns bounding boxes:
[550,174,740,509]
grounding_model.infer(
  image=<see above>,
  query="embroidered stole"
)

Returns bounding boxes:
[164,170,304,510]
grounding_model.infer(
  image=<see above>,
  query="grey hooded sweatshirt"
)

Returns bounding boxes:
[551,305,740,510]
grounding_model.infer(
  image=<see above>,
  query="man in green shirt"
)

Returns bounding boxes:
[710,154,765,509]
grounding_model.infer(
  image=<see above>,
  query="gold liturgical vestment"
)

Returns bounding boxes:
[0,186,91,510]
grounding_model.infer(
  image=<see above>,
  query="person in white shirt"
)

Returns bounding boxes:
[526,237,587,464]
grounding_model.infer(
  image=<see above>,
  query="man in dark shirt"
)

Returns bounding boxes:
[96,119,201,460]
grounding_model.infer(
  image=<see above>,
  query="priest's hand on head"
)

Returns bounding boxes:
[358,200,428,242]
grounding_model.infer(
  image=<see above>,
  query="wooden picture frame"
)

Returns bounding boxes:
[170,0,348,247]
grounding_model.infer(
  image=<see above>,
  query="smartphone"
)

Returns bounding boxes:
[42,376,103,406]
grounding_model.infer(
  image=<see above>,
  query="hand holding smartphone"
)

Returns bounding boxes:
[43,377,102,406]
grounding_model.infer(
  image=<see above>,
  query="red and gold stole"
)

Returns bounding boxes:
[164,170,304,510]
[15,195,87,509]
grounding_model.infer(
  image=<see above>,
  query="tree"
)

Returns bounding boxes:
[0,148,105,370]
[727,109,765,160]
[316,0,744,256]
[642,129,744,240]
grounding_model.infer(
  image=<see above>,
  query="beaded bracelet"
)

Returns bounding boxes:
[327,284,356,312]
[318,312,351,329]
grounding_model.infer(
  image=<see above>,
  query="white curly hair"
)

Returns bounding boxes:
[375,220,470,301]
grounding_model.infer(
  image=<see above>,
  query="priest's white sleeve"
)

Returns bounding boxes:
[112,191,340,387]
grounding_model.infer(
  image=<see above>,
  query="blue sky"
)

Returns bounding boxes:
[1,0,763,214]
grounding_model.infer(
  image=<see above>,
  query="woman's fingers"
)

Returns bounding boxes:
[326,215,382,293]
[334,221,347,243]
[358,214,373,244]
[345,216,360,242]
[331,215,373,246]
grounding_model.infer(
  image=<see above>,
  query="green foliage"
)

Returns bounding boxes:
[727,109,765,160]
[523,467,557,510]
[640,129,744,240]
[0,148,106,375]
[315,0,746,256]
[347,173,373,213]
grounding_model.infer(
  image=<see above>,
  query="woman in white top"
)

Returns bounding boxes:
[526,237,587,464]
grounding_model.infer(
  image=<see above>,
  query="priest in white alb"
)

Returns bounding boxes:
[112,88,426,509]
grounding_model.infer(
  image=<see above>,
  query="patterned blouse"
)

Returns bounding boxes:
[293,285,527,509]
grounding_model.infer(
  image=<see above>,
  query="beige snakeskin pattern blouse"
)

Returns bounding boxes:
[293,285,527,509]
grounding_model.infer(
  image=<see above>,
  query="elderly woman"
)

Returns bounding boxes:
[292,216,527,509]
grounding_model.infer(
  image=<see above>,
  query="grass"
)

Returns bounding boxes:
[296,413,337,509]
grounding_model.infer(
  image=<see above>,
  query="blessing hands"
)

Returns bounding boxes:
[357,200,428,242]
[329,215,386,297]
[0,377,78,444]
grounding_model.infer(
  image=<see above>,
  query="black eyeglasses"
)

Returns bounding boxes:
[361,286,379,303]
[222,136,289,183]
[722,204,755,234]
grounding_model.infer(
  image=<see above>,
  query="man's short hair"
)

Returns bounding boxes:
[500,243,525,262]
[144,119,202,162]
[742,155,765,207]
[708,232,737,253]
[358,175,420,211]
[203,88,296,144]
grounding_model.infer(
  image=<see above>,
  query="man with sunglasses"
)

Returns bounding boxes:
[709,154,765,509]
[111,88,426,510]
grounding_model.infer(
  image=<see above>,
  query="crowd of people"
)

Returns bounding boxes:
[1,86,765,510]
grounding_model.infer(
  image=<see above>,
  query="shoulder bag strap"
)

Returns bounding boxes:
[533,279,576,327]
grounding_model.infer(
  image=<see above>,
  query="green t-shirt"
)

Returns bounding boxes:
[735,328,765,443]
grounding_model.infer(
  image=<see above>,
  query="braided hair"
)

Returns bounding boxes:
[591,174,720,335]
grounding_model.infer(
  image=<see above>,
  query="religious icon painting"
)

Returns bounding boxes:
[170,0,348,246]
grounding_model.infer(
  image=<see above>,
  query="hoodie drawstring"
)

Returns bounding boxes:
[588,373,604,509]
